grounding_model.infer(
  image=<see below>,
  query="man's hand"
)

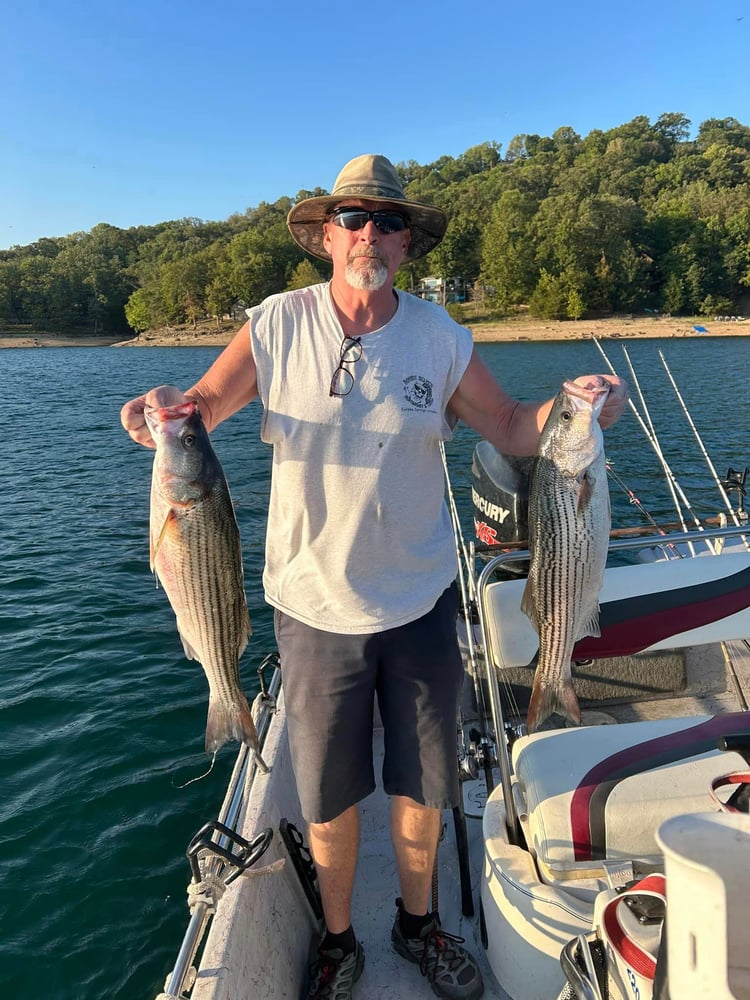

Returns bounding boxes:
[571,374,629,429]
[120,384,189,448]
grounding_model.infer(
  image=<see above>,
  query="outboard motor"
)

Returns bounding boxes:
[471,440,532,547]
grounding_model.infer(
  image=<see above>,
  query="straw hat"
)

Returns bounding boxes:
[286,154,448,262]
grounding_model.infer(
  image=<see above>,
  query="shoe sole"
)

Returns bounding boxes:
[352,946,365,982]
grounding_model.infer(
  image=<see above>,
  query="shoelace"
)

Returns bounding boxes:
[418,926,467,976]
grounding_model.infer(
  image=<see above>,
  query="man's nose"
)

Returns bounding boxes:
[359,220,379,241]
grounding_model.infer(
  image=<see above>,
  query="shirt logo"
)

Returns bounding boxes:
[403,375,433,409]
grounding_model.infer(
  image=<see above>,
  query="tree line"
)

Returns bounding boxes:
[1,112,749,337]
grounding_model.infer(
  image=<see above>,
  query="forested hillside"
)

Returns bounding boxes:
[2,113,749,338]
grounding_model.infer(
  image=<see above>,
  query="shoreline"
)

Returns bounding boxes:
[1,316,748,349]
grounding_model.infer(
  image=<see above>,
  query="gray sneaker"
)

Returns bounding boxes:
[305,940,365,999]
[391,898,484,1000]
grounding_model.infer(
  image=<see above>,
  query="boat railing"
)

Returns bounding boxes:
[158,659,282,1000]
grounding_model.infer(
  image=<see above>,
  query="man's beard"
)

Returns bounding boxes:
[345,254,388,291]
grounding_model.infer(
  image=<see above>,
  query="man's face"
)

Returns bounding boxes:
[322,199,411,292]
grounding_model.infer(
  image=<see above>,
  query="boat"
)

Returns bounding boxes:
[154,343,750,1000]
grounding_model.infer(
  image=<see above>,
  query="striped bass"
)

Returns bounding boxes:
[145,401,264,761]
[521,379,611,733]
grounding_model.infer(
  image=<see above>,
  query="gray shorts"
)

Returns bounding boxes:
[274,584,463,824]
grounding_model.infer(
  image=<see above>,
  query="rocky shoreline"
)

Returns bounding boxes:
[1,315,748,349]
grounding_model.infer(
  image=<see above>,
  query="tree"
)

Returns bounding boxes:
[528,269,569,319]
[430,216,481,284]
[480,190,539,309]
[286,259,325,290]
[567,288,585,320]
[3,114,750,336]
[124,288,151,333]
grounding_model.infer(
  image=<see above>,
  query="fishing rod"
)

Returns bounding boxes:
[621,346,693,535]
[438,442,489,917]
[606,460,679,561]
[592,339,709,556]
[443,442,526,725]
[439,442,517,788]
[622,344,701,558]
[658,348,750,552]
[439,443,484,706]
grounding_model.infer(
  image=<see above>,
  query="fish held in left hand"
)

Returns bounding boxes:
[145,400,264,762]
[521,379,611,733]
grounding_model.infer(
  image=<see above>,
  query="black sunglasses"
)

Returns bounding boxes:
[329,336,363,397]
[329,208,409,234]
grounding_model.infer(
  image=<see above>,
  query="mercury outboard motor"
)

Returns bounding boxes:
[471,440,532,547]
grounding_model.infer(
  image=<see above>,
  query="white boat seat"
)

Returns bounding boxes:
[502,713,750,882]
[483,551,750,669]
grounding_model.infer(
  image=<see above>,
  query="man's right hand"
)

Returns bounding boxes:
[120,384,189,448]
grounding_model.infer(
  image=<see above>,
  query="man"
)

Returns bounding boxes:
[122,154,628,1000]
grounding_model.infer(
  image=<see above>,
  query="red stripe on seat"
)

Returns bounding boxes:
[573,568,750,660]
[570,714,750,860]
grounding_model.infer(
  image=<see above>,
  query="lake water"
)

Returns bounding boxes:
[1,336,747,999]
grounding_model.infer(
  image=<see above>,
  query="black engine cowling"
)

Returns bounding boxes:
[471,440,532,547]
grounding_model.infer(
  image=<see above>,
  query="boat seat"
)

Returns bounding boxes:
[482,551,750,669]
[500,713,750,883]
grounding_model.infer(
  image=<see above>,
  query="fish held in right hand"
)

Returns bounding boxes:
[146,399,263,760]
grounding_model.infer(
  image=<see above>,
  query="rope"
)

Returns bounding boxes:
[187,872,226,914]
[242,857,286,878]
[156,965,196,999]
[186,858,285,914]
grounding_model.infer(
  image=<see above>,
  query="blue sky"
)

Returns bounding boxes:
[2,0,748,250]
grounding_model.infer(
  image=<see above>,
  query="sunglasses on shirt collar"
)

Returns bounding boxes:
[328,207,410,234]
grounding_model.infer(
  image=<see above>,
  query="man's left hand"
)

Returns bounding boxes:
[571,374,629,429]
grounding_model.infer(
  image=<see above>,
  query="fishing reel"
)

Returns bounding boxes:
[457,726,497,782]
[722,466,748,518]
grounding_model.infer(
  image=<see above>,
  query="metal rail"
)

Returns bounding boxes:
[159,664,282,1000]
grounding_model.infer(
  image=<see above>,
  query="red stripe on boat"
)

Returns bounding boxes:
[573,566,750,660]
[570,713,750,861]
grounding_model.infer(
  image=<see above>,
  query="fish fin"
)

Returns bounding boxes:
[527,672,582,734]
[205,694,260,753]
[150,509,178,571]
[520,578,539,630]
[578,604,602,640]
[237,609,252,658]
[178,632,201,661]
[577,472,594,513]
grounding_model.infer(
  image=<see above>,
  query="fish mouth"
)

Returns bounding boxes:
[562,379,611,407]
[145,400,198,433]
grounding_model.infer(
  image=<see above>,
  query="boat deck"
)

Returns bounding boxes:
[350,727,505,998]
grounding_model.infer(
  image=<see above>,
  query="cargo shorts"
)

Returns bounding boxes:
[274,584,464,824]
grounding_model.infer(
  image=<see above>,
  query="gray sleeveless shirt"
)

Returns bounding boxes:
[248,282,474,634]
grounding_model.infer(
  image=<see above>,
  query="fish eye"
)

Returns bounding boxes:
[183,434,196,447]
[561,410,572,422]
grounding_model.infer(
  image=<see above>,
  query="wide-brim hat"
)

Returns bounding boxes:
[287,154,448,262]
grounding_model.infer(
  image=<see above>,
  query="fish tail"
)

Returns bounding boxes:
[526,673,582,734]
[205,695,260,753]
